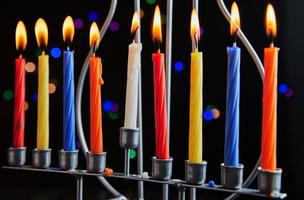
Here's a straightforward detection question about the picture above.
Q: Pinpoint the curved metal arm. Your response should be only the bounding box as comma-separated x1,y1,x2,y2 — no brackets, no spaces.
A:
216,0,263,199
75,0,124,198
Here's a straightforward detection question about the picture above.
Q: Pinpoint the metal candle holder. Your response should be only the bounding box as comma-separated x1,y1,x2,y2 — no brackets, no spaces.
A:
185,160,207,185
221,163,244,189
258,167,282,196
152,157,173,180
7,147,26,166
86,151,107,173
120,127,139,176
59,149,79,170
32,148,52,168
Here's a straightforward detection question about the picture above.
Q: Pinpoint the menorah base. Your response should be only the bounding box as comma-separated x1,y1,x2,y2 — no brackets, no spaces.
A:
152,157,173,180
185,160,207,185
32,149,51,169
221,163,243,189
59,149,78,170
86,152,107,173
258,167,282,196
7,147,26,166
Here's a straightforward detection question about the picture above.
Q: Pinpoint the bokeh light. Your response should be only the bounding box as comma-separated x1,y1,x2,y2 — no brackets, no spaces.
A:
174,61,184,72
87,11,99,22
25,62,36,73
140,9,144,18
103,100,113,112
211,108,220,119
74,18,84,29
279,83,288,94
161,15,166,25
32,93,38,103
130,149,136,159
200,27,204,37
35,49,42,57
3,90,13,101
285,88,294,98
146,0,156,5
109,21,120,32
203,109,213,121
112,103,120,112
50,47,62,59
24,101,29,111
49,83,57,94
109,112,119,120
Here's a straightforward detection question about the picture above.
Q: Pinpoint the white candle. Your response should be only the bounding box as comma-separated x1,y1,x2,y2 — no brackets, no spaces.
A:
124,41,142,129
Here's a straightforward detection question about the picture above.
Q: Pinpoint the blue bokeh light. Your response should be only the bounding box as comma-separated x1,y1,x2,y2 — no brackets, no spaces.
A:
88,11,99,22
279,83,288,94
50,47,62,59
174,61,184,72
32,93,38,103
103,100,113,112
203,109,213,121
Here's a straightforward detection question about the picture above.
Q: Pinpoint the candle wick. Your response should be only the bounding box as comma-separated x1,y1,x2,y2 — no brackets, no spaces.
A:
19,54,22,59
132,26,139,42
42,50,45,55
233,42,237,47
270,42,274,48
67,46,70,51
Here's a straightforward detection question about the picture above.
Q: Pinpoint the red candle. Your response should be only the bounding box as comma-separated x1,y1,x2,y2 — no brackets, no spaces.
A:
152,5,169,159
89,22,104,153
13,21,27,148
261,4,279,171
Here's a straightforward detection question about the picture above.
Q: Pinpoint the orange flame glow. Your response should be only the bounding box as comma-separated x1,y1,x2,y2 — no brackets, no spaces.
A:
35,18,48,48
152,5,162,44
230,2,241,36
63,16,75,44
15,21,27,51
266,4,277,38
89,22,100,48
131,12,140,35
190,9,200,42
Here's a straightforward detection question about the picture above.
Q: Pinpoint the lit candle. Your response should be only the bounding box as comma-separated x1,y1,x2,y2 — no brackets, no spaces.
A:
13,21,27,148
62,16,76,151
261,4,279,171
124,12,142,129
224,2,241,167
89,22,104,153
152,5,169,160
188,10,203,163
35,18,49,150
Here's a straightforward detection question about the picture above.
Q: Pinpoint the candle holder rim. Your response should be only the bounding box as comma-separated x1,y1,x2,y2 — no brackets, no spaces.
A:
120,127,140,131
221,163,244,169
8,146,27,150
258,167,282,173
185,160,207,165
87,151,107,155
33,148,52,152
59,149,79,153
152,156,173,161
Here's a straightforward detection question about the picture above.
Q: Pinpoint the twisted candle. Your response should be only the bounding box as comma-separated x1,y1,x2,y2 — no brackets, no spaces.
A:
224,46,240,166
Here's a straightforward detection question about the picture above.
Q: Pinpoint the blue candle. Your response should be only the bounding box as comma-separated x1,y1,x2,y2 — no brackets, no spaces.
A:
63,50,76,151
224,44,240,166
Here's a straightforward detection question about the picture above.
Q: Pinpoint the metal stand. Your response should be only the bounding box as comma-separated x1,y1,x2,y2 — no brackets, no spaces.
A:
59,149,79,170
32,149,51,168
258,167,282,196
75,175,83,200
185,160,207,185
221,163,244,189
152,157,173,180
7,147,26,166
86,152,107,173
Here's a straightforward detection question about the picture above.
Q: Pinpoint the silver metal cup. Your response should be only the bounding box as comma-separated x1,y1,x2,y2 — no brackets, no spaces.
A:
151,156,173,180
119,127,140,149
59,149,78,170
86,151,107,173
258,167,282,196
7,147,26,166
185,160,207,184
221,163,244,189
32,148,51,168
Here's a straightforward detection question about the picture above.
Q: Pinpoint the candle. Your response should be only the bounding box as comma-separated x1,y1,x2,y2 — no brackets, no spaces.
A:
224,2,241,167
89,22,104,153
13,21,27,148
188,10,203,163
152,5,169,159
124,12,142,129
62,16,76,151
261,4,279,171
35,18,49,150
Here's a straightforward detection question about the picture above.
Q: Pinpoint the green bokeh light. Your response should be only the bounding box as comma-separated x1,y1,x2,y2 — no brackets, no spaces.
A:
130,149,136,159
161,15,166,25
109,112,119,120
35,48,43,57
146,0,156,5
3,90,13,101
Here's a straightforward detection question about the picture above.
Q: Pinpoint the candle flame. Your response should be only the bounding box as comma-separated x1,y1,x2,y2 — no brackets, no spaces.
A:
152,5,162,44
230,2,241,36
190,9,200,42
131,12,140,35
15,21,27,51
63,16,75,44
266,4,277,38
89,22,100,48
35,18,48,48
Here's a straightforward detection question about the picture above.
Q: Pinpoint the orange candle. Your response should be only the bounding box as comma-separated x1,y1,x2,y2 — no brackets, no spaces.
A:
261,4,279,171
89,22,104,153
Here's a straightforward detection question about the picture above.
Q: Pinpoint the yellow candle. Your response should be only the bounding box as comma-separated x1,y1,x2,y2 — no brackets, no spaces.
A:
189,10,203,163
35,18,49,150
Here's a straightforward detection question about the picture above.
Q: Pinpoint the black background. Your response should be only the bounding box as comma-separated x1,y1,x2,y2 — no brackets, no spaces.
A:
0,0,303,199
